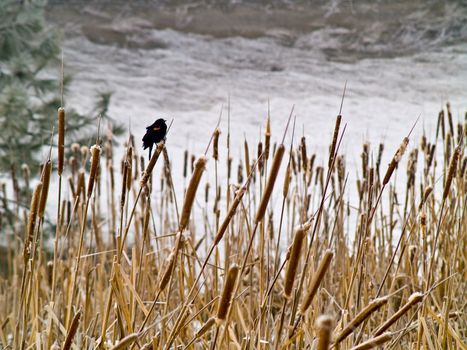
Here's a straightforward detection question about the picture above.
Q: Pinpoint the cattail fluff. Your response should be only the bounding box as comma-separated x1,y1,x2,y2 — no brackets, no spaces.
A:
316,315,334,350
87,145,101,198
140,142,165,187
57,107,65,176
38,160,52,218
283,224,308,298
300,250,333,314
213,128,220,161
255,144,285,223
179,156,207,231
443,145,461,200
216,264,240,322
62,310,81,350
383,137,409,186
334,296,388,345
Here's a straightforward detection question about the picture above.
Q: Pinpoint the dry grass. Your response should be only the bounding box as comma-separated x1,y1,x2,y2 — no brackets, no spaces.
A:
0,101,465,350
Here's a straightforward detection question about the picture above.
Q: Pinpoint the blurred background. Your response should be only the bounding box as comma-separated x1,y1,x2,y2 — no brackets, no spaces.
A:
1,0,466,187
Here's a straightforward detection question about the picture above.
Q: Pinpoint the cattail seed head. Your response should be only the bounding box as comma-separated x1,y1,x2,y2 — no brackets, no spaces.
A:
38,160,52,218
383,137,409,185
374,292,423,336
216,264,240,322
329,114,342,168
265,116,271,160
213,128,220,161
283,224,308,298
255,144,285,223
26,182,43,244
62,310,81,350
316,315,334,350
87,145,101,197
283,163,292,198
179,156,207,231
183,150,188,178
140,142,164,187
443,145,461,200
334,296,389,345
300,249,333,313
195,317,216,338
244,139,250,176
57,107,65,176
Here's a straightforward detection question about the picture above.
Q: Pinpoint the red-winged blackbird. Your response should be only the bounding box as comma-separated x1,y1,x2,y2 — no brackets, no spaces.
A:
142,118,167,160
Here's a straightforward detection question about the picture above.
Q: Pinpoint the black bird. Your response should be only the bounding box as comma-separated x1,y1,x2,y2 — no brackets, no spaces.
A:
142,118,167,160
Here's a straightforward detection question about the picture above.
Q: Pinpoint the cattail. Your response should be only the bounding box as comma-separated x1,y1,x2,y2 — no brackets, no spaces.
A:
283,163,291,198
446,102,454,135
383,137,409,186
80,146,89,166
300,250,333,314
87,145,101,198
58,107,65,176
461,156,467,177
213,128,220,161
196,317,216,338
244,139,250,176
26,182,43,244
216,264,240,322
214,186,247,245
283,224,308,298
349,333,392,350
419,186,432,209
110,333,139,350
61,310,81,350
237,161,243,184
329,114,342,167
140,143,164,187
179,156,207,231
374,292,423,336
334,297,388,345
159,250,176,292
316,315,334,350
420,210,426,227
191,154,196,173
300,136,308,173
76,169,86,202
71,143,80,154
183,150,188,178
38,160,52,218
257,141,264,173
255,144,285,223
265,116,271,160
443,145,461,200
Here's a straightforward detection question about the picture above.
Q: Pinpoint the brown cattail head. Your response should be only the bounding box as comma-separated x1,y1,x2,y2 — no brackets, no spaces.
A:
216,264,240,322
57,107,65,176
255,143,285,223
195,317,216,338
419,186,433,209
443,145,461,200
38,160,52,218
62,310,81,350
87,145,101,198
214,186,247,245
329,114,342,168
140,142,165,187
244,138,250,176
265,116,271,160
334,296,389,345
283,224,309,298
383,137,409,185
26,181,43,244
349,333,392,350
300,249,333,313
159,250,176,292
183,150,188,178
213,128,221,161
316,315,334,350
374,292,423,336
283,163,292,198
300,136,307,173
179,155,207,231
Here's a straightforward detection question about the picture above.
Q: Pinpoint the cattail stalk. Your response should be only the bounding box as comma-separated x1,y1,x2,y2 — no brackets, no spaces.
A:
110,333,139,350
349,333,392,350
